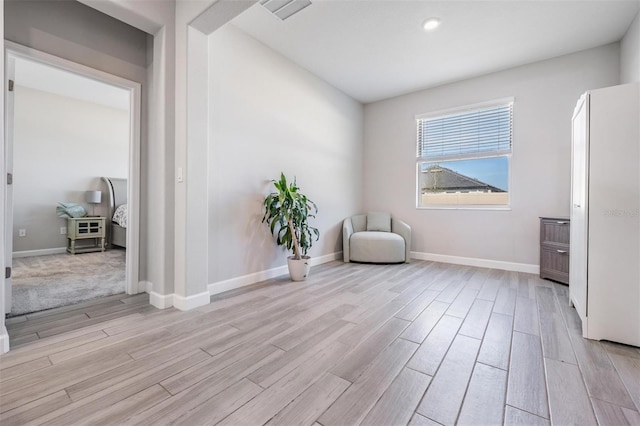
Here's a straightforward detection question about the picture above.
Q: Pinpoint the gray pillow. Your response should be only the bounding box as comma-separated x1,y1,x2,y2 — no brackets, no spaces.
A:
367,212,391,232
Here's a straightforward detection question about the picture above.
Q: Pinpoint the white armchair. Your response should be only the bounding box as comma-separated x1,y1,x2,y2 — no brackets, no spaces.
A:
343,212,411,264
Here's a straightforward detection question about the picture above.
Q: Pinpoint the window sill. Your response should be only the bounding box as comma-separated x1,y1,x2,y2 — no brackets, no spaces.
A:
416,206,512,211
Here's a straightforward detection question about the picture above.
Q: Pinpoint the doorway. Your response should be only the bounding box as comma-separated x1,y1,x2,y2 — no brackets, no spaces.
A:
4,42,141,316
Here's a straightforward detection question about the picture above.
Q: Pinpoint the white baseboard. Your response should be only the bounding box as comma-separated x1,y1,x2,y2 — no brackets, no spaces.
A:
411,251,539,274
208,251,342,296
149,291,173,309
1,326,10,354
139,280,152,294
12,247,67,258
173,291,210,311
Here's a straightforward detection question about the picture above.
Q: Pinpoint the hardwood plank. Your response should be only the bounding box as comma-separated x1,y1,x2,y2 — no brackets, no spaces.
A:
200,320,293,358
7,313,89,338
504,405,550,426
406,315,463,376
607,352,640,411
457,363,507,426
601,341,640,360
535,286,576,364
22,293,128,320
399,300,449,344
545,357,597,425
463,268,489,291
0,351,133,413
445,288,478,319
0,330,109,370
79,384,170,426
506,331,549,419
267,373,350,426
569,336,636,409
493,286,517,316
0,357,51,383
160,342,284,395
130,378,262,426
217,339,349,426
391,279,433,305
338,301,405,347
246,319,352,388
394,290,439,321
317,338,418,426
477,278,501,301
126,321,240,360
119,293,150,305
360,368,431,426
0,390,71,426
408,414,441,426
49,327,172,364
513,296,539,336
435,280,465,304
5,316,27,325
458,298,493,340
37,305,157,339
169,379,263,426
416,334,481,425
330,317,409,382
7,333,39,348
230,304,305,331
271,303,357,351
591,398,640,426
102,309,201,337
26,350,211,425
477,313,512,371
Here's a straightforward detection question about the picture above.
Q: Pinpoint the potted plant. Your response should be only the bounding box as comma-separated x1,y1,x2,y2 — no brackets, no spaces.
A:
262,172,319,281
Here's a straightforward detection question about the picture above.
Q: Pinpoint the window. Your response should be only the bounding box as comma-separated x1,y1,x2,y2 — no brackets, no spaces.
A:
416,99,513,208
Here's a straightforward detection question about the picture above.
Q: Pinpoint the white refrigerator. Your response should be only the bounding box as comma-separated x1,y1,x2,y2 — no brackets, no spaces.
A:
570,82,640,347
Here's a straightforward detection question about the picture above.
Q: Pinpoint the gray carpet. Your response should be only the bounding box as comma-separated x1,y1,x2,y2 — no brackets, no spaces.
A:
10,250,126,316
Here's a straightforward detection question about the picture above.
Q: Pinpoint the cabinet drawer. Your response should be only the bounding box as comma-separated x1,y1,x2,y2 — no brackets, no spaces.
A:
540,245,570,284
540,219,570,246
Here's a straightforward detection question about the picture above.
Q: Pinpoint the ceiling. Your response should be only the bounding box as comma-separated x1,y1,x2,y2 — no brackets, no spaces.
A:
14,57,130,110
231,0,640,103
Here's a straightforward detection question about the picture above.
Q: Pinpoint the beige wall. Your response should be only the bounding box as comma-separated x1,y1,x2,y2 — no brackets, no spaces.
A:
363,44,620,269
621,11,640,84
207,25,364,285
12,86,128,254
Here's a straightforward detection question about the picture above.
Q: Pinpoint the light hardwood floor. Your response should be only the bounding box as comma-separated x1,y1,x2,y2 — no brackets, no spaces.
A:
1,260,639,425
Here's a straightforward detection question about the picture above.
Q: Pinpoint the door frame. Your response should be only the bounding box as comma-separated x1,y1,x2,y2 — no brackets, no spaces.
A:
4,41,141,303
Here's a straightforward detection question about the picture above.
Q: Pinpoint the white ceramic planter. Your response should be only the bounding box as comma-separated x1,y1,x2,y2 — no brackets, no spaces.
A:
287,256,311,281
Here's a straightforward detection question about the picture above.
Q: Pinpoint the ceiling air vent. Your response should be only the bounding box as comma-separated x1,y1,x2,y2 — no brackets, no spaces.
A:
260,0,312,20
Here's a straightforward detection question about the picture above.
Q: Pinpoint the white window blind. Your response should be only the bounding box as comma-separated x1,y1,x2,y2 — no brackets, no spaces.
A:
417,102,513,161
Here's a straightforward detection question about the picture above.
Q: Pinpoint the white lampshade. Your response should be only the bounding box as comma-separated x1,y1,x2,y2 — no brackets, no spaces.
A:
85,190,102,204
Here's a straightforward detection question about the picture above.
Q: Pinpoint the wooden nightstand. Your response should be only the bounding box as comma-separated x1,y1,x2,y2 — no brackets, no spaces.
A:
67,217,106,254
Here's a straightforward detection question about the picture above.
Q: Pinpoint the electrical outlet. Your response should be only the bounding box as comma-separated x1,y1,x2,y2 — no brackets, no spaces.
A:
60,227,67,235
18,229,26,237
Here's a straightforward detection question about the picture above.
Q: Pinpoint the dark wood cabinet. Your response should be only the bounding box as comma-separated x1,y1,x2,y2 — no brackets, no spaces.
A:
539,217,570,284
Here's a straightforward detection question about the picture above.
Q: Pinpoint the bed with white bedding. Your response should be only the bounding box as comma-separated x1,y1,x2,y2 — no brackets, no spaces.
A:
101,177,127,248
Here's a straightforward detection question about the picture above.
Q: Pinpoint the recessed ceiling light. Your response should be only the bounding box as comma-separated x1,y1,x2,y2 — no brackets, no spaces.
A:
423,17,441,31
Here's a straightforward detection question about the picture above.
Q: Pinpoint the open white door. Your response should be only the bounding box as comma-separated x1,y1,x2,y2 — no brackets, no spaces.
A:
4,53,15,314
569,92,589,327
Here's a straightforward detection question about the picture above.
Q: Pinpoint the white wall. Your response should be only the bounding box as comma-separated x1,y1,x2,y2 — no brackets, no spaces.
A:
621,11,640,84
12,86,128,253
207,25,363,287
363,44,620,270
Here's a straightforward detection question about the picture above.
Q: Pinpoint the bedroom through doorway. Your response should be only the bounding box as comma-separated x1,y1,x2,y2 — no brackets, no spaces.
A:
4,44,141,317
